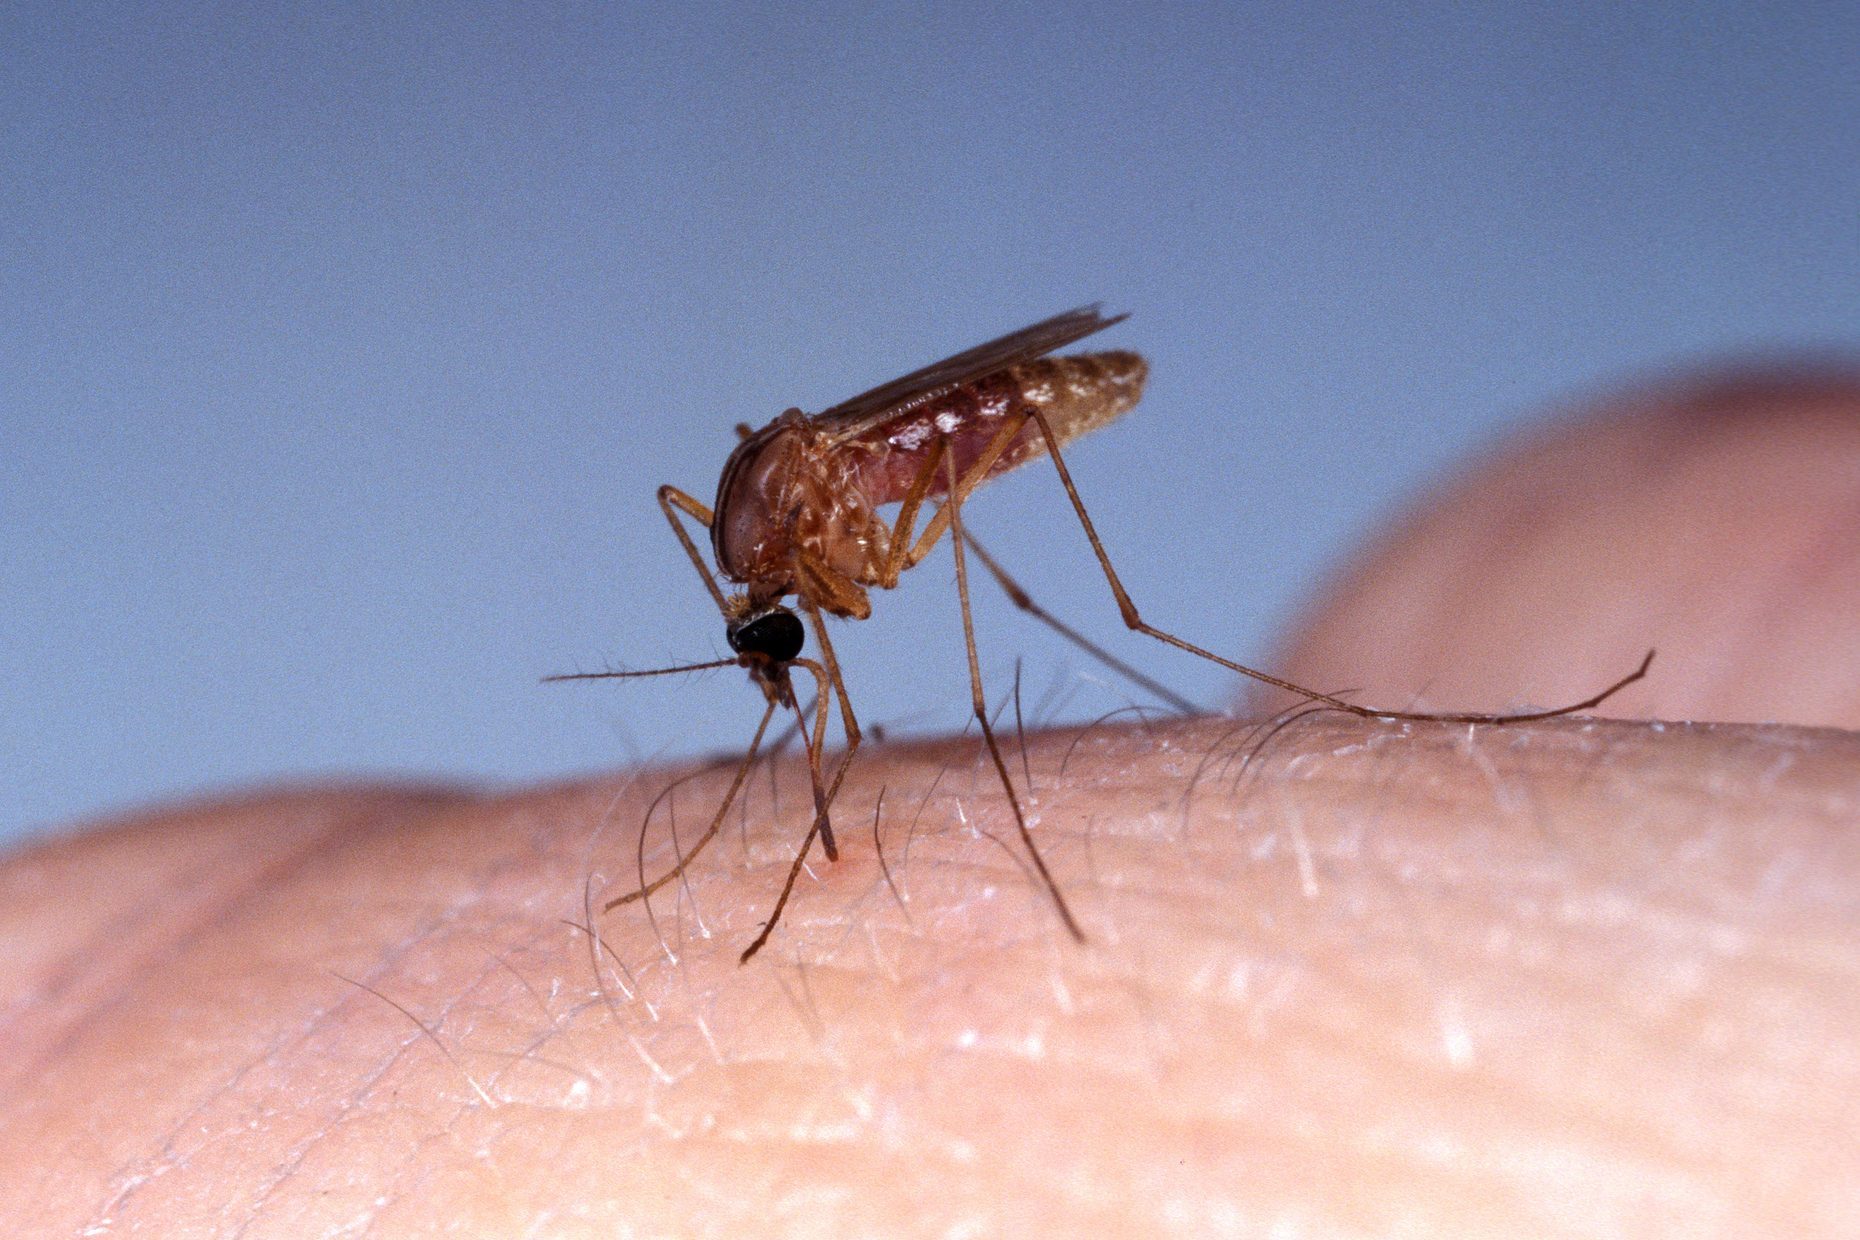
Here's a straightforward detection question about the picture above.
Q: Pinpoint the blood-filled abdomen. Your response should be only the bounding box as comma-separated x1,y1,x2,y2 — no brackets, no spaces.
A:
846,351,1146,506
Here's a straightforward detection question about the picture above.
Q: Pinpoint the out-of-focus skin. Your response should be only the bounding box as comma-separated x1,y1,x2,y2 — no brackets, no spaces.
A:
1274,367,1860,729
3,369,1859,1237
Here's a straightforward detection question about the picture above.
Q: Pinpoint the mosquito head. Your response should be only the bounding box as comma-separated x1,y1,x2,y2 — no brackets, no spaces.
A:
726,603,805,665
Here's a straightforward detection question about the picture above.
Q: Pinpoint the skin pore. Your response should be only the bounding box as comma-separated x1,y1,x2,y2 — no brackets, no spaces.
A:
3,370,1858,1236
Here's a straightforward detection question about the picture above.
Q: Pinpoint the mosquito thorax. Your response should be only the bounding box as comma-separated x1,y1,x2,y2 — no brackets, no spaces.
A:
727,606,805,663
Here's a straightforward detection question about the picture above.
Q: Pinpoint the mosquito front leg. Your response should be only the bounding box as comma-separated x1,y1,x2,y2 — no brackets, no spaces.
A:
942,443,1086,943
1020,408,1653,723
739,809,824,963
658,484,730,615
740,657,837,962
804,605,864,823
791,656,839,861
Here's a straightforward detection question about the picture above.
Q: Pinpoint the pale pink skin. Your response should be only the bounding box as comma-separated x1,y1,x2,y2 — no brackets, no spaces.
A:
1275,368,1860,729
3,368,1858,1236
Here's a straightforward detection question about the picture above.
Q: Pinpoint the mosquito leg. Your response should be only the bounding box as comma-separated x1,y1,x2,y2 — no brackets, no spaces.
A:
725,597,864,865
959,529,1198,714
739,813,824,963
789,658,840,861
1020,407,1653,724
738,658,838,962
876,438,947,589
941,444,1087,943
879,412,1196,714
605,699,778,912
900,412,1033,572
658,484,730,615
803,605,864,833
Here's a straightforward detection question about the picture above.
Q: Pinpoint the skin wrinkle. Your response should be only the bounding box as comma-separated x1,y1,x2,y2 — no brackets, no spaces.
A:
86,797,663,1234
244,930,625,1237
3,794,466,1222
1281,372,1860,728
228,1040,472,1240
91,905,491,1231
10,728,1860,1234
445,937,598,1104
0,790,441,1085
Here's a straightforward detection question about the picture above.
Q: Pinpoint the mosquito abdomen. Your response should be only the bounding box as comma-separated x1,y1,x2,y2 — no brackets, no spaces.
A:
853,351,1147,505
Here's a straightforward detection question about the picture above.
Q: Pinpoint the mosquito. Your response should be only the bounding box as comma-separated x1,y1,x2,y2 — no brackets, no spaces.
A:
550,305,1652,961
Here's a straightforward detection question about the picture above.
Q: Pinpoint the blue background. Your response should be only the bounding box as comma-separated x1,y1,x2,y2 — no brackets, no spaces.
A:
4,3,1856,844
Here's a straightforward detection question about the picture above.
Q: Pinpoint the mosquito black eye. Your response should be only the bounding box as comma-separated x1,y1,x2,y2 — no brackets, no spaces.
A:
728,609,805,662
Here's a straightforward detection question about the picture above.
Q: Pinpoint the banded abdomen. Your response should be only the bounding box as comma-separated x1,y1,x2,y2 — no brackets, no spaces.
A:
844,351,1147,506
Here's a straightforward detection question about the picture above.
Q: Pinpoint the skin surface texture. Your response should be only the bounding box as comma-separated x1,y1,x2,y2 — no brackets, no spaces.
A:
3,368,1858,1237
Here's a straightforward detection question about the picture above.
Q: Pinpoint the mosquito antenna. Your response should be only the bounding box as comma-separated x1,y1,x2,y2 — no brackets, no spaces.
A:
544,657,742,684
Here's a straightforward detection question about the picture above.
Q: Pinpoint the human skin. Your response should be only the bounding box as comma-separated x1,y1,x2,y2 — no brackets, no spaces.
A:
3,371,1859,1237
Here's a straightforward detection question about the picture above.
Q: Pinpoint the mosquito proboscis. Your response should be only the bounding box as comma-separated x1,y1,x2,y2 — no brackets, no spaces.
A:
550,305,1652,961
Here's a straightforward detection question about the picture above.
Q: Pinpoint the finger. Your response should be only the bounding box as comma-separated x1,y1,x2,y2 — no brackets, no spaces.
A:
6,713,1856,1234
1272,366,1860,727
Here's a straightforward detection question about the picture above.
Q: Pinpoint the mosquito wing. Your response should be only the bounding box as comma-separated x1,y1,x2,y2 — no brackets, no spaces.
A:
815,303,1127,445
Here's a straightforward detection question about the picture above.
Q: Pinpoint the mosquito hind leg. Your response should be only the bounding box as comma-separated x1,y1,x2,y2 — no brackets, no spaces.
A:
1020,407,1652,724
959,530,1196,714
